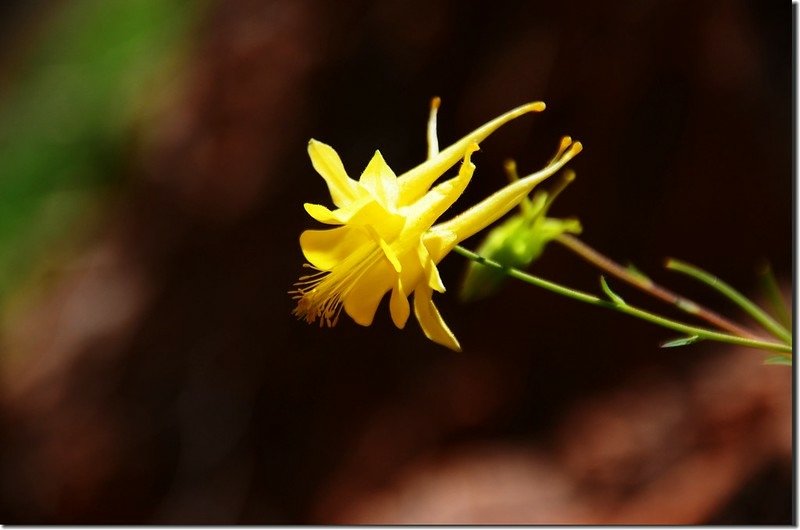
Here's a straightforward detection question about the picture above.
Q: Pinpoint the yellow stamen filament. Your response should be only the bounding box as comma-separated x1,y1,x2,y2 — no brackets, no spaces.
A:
292,242,386,327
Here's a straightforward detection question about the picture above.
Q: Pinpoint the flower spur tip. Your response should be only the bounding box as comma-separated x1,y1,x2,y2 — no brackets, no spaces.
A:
430,96,441,109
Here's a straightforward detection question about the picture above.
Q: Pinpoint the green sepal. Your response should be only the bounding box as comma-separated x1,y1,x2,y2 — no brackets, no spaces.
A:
660,335,702,348
459,213,581,302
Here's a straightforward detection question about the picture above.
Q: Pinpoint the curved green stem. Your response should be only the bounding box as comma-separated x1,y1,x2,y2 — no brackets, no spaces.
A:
453,245,792,356
666,259,792,345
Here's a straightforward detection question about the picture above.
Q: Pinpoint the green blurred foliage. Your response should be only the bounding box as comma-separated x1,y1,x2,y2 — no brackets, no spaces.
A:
0,0,202,300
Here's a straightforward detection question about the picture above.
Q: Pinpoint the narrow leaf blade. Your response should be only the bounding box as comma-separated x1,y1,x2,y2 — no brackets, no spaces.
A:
600,276,625,305
660,335,702,348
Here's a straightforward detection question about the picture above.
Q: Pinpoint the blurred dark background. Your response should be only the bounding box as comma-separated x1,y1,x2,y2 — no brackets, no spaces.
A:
0,0,792,524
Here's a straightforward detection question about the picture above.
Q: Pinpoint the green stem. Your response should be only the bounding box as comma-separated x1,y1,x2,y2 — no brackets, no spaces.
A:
666,259,792,345
453,245,792,356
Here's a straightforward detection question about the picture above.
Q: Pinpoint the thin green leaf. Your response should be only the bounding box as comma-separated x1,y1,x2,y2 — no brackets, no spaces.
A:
660,335,702,348
600,276,626,305
757,262,791,329
666,258,792,345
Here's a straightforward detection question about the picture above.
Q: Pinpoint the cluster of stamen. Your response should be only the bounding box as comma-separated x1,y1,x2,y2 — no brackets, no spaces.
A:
291,265,338,326
291,244,385,327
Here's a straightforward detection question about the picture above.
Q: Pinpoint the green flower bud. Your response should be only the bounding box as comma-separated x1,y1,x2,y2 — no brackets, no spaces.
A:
459,167,582,302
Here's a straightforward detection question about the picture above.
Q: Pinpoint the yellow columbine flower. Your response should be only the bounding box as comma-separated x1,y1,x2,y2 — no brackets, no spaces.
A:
292,98,581,351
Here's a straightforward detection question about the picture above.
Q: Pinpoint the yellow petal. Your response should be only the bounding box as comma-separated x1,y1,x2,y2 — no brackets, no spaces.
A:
413,284,461,351
379,239,402,273
300,225,369,271
396,102,545,205
365,225,402,273
416,241,445,293
308,139,361,208
432,141,582,250
402,143,478,234
359,150,398,209
342,259,394,326
427,261,445,293
422,229,458,264
389,277,410,328
347,200,406,241
304,203,346,224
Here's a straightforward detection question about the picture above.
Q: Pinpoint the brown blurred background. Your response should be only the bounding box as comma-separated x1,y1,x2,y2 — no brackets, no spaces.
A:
0,0,792,524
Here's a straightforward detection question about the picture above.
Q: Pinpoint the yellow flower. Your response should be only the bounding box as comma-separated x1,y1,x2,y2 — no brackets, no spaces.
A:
293,99,581,351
